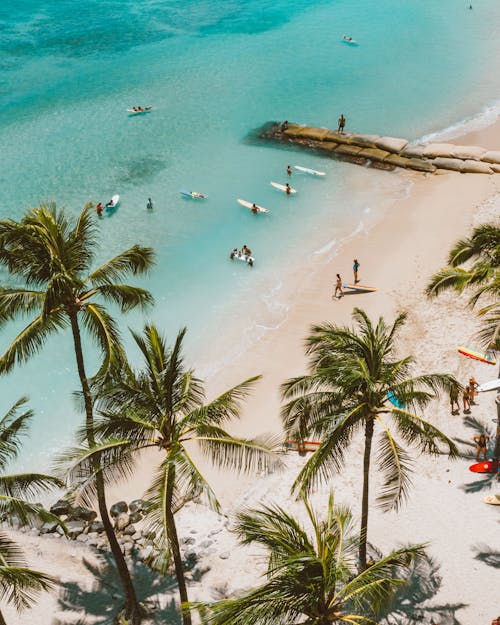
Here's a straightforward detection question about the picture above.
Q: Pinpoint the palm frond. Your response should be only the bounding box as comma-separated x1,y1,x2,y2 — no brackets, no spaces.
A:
87,246,156,285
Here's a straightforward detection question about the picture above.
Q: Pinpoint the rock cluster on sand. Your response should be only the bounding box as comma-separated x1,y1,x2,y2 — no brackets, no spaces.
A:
259,122,500,174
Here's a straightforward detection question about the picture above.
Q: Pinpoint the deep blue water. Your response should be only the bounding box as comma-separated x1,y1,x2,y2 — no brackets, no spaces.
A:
1,0,500,468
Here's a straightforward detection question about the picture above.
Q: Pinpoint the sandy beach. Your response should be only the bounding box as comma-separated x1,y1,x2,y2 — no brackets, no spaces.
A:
6,125,500,624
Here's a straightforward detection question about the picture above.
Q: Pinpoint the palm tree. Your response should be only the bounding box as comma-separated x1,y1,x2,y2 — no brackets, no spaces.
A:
281,308,458,571
0,203,155,624
60,324,282,625
426,223,500,350
197,492,425,625
0,397,62,624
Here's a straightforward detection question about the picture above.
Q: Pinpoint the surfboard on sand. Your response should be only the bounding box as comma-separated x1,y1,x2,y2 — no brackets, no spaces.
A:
477,378,500,392
457,346,496,365
284,440,321,453
343,283,377,293
270,181,297,194
484,494,500,505
294,165,326,176
469,460,499,474
237,199,269,214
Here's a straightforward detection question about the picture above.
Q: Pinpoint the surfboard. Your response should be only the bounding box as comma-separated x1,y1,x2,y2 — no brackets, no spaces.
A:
284,440,321,452
387,391,405,409
477,378,500,392
294,165,326,176
457,346,497,366
230,250,255,266
237,199,269,214
127,107,153,114
270,181,297,194
484,494,500,505
180,189,207,199
343,284,377,293
105,194,120,211
469,460,499,474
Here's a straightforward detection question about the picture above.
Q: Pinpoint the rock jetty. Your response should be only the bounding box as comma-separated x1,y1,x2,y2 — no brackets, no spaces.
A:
258,122,500,174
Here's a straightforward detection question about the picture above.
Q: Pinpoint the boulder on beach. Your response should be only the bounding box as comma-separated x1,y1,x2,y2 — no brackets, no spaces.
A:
375,136,409,153
450,145,486,161
110,501,128,517
358,147,391,162
482,150,500,164
460,160,493,174
401,144,426,158
422,143,457,158
431,157,464,172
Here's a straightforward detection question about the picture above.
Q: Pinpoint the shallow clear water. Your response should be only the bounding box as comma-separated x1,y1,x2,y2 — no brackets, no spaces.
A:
1,0,500,468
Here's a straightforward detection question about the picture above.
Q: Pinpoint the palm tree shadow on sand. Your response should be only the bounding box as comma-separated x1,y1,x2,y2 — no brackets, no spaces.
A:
371,547,467,625
473,542,500,569
54,553,185,625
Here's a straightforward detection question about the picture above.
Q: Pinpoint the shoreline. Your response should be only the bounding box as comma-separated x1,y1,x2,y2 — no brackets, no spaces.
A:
8,117,500,623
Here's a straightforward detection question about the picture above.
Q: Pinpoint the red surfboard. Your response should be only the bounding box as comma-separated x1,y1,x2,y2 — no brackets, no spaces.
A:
284,440,321,453
469,460,499,474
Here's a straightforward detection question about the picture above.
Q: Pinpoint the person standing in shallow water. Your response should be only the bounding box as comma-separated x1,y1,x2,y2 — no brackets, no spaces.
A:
146,198,153,210
287,165,292,176
338,113,346,133
353,258,360,283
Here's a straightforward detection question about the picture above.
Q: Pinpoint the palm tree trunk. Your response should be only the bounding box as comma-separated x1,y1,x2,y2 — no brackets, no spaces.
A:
69,313,142,624
165,464,192,625
494,395,500,459
359,416,375,571
0,608,7,625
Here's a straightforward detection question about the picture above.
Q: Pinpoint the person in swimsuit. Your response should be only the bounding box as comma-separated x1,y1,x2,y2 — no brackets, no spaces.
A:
474,433,489,460
353,258,360,283
251,203,258,214
242,244,252,256
285,183,291,195
462,386,471,414
230,247,237,260
334,273,343,299
338,114,346,133
449,382,460,415
287,165,292,176
146,198,153,210
96,203,103,216
280,120,289,131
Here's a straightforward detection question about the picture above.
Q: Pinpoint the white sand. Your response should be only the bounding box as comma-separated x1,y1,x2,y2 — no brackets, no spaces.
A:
6,140,500,624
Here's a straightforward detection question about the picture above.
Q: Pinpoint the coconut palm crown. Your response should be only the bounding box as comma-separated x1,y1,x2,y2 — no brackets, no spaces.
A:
197,492,425,625
0,202,155,624
281,308,458,570
426,223,500,349
0,398,62,624
60,324,283,625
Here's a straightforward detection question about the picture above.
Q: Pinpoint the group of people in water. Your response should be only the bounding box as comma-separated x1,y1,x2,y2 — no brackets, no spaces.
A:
230,245,254,266
96,197,153,217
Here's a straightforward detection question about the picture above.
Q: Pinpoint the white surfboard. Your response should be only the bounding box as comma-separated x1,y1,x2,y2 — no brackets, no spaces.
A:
105,194,120,210
237,199,269,214
294,165,326,176
477,378,500,392
270,181,297,194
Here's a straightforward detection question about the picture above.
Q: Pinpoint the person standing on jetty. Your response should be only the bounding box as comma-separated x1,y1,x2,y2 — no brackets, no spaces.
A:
338,113,346,133
353,258,360,283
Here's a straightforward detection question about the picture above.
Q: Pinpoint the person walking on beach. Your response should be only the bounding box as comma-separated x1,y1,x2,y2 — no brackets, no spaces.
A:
449,382,460,415
338,114,346,133
468,376,478,404
333,273,343,299
287,165,292,176
462,385,471,414
474,433,489,460
353,258,360,283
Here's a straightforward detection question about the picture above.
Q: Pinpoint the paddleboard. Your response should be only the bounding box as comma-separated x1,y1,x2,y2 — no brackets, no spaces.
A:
284,440,322,452
484,494,500,505
477,378,500,392
237,199,269,214
127,106,153,114
294,165,326,176
105,194,120,211
180,189,207,199
469,460,499,474
270,181,297,194
343,283,377,293
342,36,358,45
457,346,496,365
387,391,405,409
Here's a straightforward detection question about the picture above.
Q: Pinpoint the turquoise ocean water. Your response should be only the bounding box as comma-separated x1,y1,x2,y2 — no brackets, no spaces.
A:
1,0,500,468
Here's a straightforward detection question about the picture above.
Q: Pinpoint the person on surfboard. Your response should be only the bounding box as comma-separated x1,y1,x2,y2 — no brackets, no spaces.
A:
285,183,291,195
251,203,258,214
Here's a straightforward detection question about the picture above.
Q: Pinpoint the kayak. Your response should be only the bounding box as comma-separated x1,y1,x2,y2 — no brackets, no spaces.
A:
105,194,120,211
180,189,207,199
127,107,153,114
237,199,269,214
